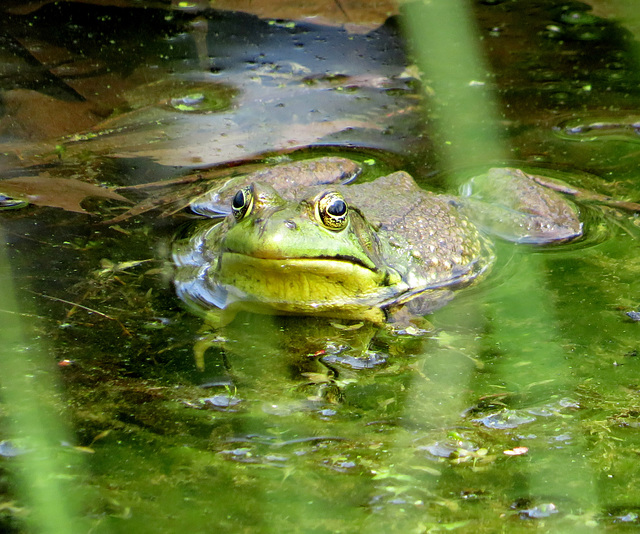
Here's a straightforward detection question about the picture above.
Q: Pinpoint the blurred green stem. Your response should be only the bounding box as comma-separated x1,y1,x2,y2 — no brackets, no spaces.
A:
398,1,600,528
402,0,507,176
0,229,83,534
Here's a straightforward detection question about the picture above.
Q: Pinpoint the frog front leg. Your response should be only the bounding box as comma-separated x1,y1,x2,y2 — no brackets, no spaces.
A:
458,167,583,244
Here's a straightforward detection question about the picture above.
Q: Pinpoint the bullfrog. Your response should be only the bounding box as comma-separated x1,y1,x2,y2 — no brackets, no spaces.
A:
172,157,582,325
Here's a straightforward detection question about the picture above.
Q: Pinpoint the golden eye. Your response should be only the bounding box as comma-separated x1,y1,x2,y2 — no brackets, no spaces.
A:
316,191,348,231
231,185,254,221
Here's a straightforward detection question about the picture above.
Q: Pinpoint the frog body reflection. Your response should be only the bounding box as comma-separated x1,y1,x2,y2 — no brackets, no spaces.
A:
172,157,582,324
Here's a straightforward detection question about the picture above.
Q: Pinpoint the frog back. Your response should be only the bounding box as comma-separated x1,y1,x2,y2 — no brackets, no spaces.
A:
342,172,494,294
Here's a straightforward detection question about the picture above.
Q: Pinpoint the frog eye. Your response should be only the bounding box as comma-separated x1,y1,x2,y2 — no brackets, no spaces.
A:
231,185,254,221
316,191,348,231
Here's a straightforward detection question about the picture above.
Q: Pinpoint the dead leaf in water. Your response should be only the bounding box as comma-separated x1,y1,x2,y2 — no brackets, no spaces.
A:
0,89,108,141
0,174,131,214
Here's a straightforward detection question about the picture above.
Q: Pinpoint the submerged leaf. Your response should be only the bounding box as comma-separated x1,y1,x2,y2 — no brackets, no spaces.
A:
0,174,131,214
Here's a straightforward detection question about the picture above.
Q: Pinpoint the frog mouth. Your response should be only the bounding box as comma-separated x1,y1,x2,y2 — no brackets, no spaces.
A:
221,249,379,273
216,252,397,303
219,252,379,279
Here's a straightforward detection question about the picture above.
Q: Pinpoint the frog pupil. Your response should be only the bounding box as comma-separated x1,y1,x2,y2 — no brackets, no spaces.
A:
328,199,346,217
232,190,245,210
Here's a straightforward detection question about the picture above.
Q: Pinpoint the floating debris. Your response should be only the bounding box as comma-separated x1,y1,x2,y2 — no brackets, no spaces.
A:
0,440,28,457
503,446,529,456
202,394,242,410
321,351,387,369
626,311,640,322
520,502,558,519
473,409,536,429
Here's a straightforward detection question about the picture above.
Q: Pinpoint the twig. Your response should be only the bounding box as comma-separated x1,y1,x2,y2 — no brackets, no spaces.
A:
31,292,132,336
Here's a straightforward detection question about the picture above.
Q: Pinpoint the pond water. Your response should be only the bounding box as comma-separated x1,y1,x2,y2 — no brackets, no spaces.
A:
2,1,640,533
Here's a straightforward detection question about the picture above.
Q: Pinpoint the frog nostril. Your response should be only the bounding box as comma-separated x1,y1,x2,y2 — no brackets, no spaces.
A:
284,219,297,230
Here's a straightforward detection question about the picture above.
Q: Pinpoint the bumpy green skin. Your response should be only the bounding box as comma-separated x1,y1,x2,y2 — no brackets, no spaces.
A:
172,158,581,323
340,172,491,303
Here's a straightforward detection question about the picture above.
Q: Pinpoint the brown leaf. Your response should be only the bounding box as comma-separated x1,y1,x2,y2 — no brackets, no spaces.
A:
3,1,402,31
0,174,132,214
0,89,107,141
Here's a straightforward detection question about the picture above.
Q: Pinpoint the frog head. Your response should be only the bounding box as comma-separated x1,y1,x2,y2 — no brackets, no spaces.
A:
205,182,406,322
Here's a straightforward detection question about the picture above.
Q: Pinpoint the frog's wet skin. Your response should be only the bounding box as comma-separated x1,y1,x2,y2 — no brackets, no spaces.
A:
172,157,582,324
